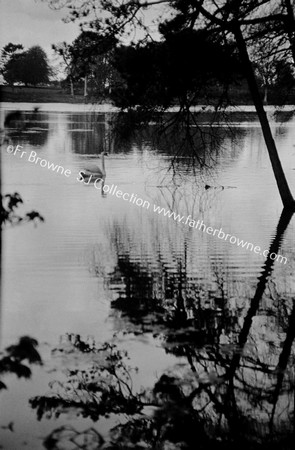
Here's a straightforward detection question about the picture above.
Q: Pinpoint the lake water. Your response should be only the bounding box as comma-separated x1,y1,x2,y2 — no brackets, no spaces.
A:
0,103,295,449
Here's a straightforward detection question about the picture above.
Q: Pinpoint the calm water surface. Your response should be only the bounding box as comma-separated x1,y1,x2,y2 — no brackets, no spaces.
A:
0,104,295,449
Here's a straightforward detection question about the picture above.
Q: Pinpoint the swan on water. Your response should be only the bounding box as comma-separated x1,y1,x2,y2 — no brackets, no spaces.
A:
80,151,108,183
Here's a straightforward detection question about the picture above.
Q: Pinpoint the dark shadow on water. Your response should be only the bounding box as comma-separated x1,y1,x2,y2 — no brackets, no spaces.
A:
2,109,50,147
111,110,248,176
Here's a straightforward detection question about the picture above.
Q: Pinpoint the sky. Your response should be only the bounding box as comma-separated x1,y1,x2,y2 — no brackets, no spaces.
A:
0,0,167,52
0,0,168,81
0,0,80,55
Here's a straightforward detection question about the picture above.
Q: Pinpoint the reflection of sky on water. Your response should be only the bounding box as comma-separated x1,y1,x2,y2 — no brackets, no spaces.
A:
1,106,295,338
0,104,295,448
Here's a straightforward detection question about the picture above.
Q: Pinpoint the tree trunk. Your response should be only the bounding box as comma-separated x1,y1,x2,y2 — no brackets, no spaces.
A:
234,24,295,210
263,85,268,105
70,77,75,98
84,76,88,97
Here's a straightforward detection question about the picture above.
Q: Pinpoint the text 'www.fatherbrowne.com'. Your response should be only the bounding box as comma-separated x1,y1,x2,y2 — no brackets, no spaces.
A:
153,204,287,265
6,145,287,264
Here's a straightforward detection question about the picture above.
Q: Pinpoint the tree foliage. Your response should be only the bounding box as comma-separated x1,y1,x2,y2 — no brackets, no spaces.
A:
46,0,295,106
52,32,118,97
111,30,241,108
0,42,23,76
2,44,51,85
52,41,76,95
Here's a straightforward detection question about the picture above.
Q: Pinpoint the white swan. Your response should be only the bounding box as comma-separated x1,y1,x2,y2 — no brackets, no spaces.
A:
81,151,108,182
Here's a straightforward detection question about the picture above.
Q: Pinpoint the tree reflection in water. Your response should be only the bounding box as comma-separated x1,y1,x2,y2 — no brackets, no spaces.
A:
3,109,50,148
0,336,42,391
28,209,295,449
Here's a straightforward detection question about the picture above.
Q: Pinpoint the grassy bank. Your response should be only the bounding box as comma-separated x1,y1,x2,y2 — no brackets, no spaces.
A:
1,84,295,106
0,85,89,103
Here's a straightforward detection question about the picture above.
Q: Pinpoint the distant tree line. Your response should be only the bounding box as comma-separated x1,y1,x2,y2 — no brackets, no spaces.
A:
44,0,295,107
2,11,294,103
50,27,295,105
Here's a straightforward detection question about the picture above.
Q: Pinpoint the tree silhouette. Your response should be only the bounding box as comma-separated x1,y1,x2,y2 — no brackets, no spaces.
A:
46,0,295,209
52,42,76,96
0,42,24,81
0,336,42,391
2,45,51,86
1,192,44,226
